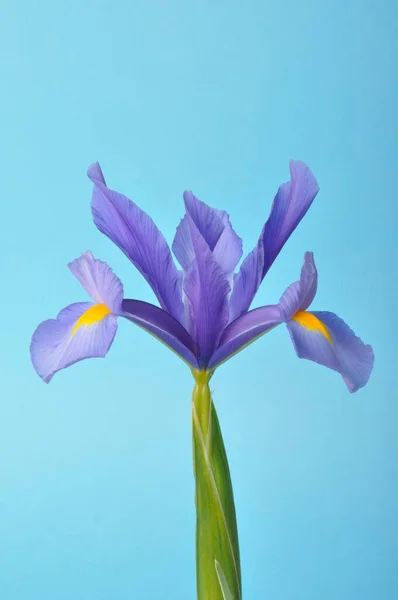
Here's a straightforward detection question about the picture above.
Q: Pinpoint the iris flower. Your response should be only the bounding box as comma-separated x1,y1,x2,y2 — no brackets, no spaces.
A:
30,161,373,600
31,161,373,390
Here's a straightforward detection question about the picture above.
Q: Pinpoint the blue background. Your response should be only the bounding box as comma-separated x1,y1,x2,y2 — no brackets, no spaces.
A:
0,1,396,598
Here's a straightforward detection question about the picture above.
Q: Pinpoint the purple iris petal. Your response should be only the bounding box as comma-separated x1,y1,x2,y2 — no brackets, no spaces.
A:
88,163,184,323
260,162,319,278
287,311,374,393
121,299,198,368
208,304,282,369
172,215,196,271
279,251,318,320
68,250,123,313
30,253,125,382
183,191,224,250
183,215,230,366
172,200,242,277
30,302,118,383
229,161,319,320
212,211,243,277
228,243,264,322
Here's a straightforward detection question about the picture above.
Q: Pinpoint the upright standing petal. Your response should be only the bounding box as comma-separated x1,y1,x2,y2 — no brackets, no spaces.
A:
228,242,264,322
172,199,242,278
212,212,243,278
88,163,184,322
183,191,225,250
183,215,230,367
229,161,319,320
172,215,196,271
260,161,319,278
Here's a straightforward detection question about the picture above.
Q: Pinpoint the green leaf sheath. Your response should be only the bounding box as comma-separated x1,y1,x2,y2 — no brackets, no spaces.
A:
215,561,234,600
192,371,242,600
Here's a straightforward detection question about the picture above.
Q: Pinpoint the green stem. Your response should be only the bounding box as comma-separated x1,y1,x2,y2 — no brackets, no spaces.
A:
192,370,242,600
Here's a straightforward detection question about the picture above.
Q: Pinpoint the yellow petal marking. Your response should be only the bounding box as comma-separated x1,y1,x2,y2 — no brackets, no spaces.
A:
292,310,332,343
70,303,111,337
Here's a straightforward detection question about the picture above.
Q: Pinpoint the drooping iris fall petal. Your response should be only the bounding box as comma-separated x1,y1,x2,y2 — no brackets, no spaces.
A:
88,163,184,323
31,251,199,382
287,312,374,392
229,161,319,321
31,302,118,383
280,252,374,392
30,251,123,382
